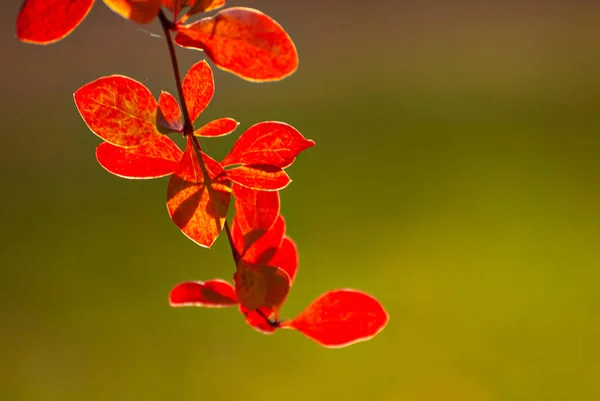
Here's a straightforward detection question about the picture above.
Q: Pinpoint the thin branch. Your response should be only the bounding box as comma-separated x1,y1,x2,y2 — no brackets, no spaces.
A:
158,11,194,137
223,219,240,264
158,10,275,328
255,308,281,329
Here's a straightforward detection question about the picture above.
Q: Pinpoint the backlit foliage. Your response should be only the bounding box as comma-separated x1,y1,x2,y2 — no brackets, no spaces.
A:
18,0,388,348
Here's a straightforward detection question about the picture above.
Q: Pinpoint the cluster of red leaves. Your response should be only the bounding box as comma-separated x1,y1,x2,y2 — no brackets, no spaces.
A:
17,0,297,81
74,60,313,248
171,215,389,347
18,0,389,348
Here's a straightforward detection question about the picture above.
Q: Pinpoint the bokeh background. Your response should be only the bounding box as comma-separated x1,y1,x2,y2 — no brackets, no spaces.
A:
2,1,600,400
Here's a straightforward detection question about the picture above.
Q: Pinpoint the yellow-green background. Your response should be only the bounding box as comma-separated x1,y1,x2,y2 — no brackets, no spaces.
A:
2,1,599,400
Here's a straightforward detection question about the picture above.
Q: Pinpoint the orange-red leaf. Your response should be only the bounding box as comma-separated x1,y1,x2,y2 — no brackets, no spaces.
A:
182,60,214,123
194,118,238,137
175,7,298,82
158,91,183,132
17,0,94,44
169,280,238,307
166,137,231,248
237,215,285,263
96,135,183,179
74,75,161,147
226,165,290,191
232,211,297,282
234,260,290,311
103,0,161,24
236,236,297,334
270,237,298,283
222,122,314,168
237,235,297,333
282,290,389,348
232,184,280,245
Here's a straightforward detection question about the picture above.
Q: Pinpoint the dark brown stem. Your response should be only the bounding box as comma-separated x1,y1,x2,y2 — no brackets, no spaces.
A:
223,220,240,265
158,10,194,137
255,309,281,328
158,9,275,328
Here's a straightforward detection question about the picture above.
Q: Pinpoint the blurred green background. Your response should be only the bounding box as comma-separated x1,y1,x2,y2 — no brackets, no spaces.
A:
2,1,600,400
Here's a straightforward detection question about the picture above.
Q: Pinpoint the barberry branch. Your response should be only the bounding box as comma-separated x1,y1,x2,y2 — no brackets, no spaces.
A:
158,9,275,327
19,0,388,349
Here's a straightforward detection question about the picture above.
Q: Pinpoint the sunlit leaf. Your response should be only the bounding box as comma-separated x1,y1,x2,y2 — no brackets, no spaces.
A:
234,260,290,311
194,118,238,137
182,60,214,123
237,235,297,333
234,215,285,263
169,280,238,307
222,122,314,168
232,184,279,245
175,7,298,82
96,135,183,179
166,137,231,248
17,0,95,44
158,91,183,132
282,290,389,348
74,75,161,147
226,165,290,191
243,214,285,264
103,0,161,24
270,237,298,283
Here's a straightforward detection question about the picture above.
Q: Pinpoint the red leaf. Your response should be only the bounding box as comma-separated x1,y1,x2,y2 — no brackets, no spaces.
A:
232,184,280,245
222,122,314,168
226,165,290,191
96,135,183,179
17,0,94,44
235,235,297,333
238,215,285,264
74,75,161,147
158,91,183,132
169,280,238,307
282,290,389,348
103,0,161,24
194,118,238,137
182,60,214,123
270,237,298,283
175,7,299,82
239,305,277,334
234,260,290,311
232,208,297,282
166,137,231,248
